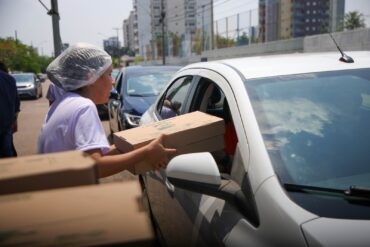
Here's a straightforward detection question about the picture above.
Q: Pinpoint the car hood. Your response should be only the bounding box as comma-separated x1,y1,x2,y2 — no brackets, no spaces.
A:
16,82,33,86
123,95,157,115
301,217,370,246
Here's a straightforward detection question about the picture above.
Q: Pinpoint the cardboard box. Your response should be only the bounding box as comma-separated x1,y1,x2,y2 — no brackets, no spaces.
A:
114,111,225,174
0,150,98,195
0,181,155,246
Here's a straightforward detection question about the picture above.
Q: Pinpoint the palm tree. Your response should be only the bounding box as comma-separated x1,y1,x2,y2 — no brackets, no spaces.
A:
344,11,366,30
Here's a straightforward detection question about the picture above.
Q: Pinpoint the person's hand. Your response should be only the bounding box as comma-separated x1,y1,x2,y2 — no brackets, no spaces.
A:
146,134,177,170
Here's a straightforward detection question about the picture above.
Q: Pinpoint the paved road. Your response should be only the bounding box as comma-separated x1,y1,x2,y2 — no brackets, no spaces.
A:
13,80,135,183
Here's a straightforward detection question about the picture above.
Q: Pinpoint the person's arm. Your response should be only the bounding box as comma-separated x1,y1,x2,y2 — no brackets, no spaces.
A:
85,135,177,178
12,76,20,133
11,112,19,133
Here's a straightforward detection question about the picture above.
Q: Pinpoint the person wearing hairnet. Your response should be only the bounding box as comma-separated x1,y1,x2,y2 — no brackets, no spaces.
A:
38,43,176,177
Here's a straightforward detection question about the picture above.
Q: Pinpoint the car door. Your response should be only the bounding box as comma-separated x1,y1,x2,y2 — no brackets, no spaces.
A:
108,71,123,133
144,75,208,246
146,68,256,246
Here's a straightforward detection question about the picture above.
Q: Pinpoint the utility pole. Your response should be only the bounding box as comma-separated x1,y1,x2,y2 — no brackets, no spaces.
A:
14,30,18,43
160,0,166,65
201,4,205,52
237,13,240,43
113,27,120,59
50,0,62,56
210,0,214,50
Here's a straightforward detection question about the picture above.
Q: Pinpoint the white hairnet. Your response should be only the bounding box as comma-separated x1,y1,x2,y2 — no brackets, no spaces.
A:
46,43,112,91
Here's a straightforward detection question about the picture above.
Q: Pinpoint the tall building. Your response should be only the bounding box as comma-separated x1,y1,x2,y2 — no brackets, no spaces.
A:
259,0,345,42
330,0,345,32
136,0,152,59
103,37,120,49
123,10,139,54
196,0,213,51
125,0,214,58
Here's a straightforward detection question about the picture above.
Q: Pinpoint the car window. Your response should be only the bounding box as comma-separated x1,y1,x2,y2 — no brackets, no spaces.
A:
12,74,34,84
115,72,123,93
158,76,193,119
190,77,225,116
246,68,370,190
126,72,174,97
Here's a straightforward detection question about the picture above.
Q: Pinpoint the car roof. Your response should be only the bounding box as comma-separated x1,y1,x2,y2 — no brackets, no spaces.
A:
183,51,370,79
121,65,182,72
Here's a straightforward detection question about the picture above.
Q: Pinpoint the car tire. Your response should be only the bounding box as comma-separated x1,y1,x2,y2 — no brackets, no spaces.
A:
33,89,38,100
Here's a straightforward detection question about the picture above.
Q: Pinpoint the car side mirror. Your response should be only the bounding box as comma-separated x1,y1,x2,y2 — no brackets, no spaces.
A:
110,88,120,100
166,152,256,221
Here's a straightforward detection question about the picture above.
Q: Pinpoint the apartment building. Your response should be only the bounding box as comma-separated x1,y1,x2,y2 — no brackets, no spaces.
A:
259,0,345,42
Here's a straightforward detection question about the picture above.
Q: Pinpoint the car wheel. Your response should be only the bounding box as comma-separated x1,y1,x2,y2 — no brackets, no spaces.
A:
33,89,38,100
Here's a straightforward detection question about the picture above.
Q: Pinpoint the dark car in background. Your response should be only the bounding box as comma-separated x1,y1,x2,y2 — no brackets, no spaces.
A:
108,65,180,134
12,72,43,99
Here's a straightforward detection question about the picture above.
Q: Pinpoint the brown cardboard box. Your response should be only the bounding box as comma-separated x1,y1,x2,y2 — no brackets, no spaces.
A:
0,150,98,195
114,111,225,174
0,181,155,246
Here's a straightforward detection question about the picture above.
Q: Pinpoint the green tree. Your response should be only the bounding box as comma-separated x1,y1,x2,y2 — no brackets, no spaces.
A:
236,32,249,46
169,32,181,57
0,37,52,73
344,11,366,30
215,34,236,49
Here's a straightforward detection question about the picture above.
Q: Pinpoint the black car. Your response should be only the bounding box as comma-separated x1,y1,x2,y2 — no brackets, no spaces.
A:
108,65,180,134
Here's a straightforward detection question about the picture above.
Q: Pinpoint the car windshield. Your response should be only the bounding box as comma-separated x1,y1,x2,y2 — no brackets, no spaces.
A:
125,70,176,97
246,68,370,191
12,74,33,83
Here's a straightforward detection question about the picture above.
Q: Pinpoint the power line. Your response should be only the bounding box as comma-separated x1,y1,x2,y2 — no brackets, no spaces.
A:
38,0,49,12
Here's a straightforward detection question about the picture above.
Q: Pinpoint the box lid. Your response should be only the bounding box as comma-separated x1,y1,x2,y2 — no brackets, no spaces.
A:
0,151,95,180
114,111,225,152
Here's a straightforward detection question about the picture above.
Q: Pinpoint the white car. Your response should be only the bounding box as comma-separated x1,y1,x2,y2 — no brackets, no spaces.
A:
140,51,370,247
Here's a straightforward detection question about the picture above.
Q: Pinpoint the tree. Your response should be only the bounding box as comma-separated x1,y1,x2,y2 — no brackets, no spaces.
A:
215,34,236,49
236,32,249,46
344,11,366,30
169,33,181,57
0,37,52,73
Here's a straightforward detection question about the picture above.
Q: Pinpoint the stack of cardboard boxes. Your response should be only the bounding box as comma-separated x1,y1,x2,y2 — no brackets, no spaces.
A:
0,151,155,246
0,111,225,246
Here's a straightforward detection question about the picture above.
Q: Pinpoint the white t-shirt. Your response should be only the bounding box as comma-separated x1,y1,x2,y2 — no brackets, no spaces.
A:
38,92,110,154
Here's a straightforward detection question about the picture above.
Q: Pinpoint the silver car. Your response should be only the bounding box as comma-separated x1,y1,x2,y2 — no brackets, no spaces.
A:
140,51,370,246
12,73,43,99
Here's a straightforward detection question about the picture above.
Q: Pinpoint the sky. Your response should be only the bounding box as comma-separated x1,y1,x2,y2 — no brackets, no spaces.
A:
0,0,369,57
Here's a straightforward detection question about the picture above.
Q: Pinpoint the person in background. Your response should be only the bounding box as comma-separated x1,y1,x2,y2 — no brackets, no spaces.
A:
0,61,20,158
160,99,181,119
38,43,177,177
46,81,65,106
